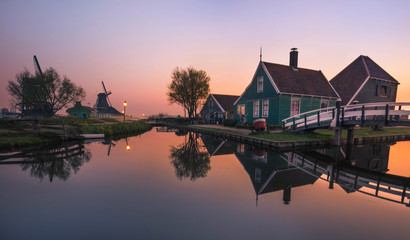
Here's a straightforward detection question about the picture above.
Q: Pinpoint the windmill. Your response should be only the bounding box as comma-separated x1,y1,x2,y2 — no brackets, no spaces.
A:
93,81,122,115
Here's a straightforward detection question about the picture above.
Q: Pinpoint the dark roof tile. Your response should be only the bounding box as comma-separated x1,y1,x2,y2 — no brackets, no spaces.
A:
212,94,239,112
330,56,398,105
262,62,339,98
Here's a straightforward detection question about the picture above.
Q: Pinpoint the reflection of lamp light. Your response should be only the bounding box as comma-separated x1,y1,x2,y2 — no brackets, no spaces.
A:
123,101,127,123
125,138,130,151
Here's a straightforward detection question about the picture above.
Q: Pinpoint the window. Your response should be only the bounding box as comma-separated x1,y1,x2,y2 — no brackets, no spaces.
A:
290,98,300,116
257,76,263,93
262,99,269,117
255,168,261,183
237,105,241,115
237,144,245,153
239,105,245,115
377,85,388,97
320,99,329,112
253,100,260,117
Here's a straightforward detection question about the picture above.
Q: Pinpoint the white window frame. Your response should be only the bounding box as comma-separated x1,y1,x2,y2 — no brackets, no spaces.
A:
290,97,300,117
257,76,263,93
253,100,260,117
262,99,269,117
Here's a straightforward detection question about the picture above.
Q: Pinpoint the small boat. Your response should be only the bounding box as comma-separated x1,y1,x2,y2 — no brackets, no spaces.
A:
253,118,266,131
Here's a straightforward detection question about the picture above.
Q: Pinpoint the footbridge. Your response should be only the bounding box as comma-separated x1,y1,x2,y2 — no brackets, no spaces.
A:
281,151,410,207
282,102,410,133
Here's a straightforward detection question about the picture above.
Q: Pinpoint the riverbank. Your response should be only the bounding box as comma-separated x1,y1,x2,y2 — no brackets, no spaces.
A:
0,118,152,150
169,124,410,150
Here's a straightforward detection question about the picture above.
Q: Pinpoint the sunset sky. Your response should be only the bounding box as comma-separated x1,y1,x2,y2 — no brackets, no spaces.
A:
1,0,410,117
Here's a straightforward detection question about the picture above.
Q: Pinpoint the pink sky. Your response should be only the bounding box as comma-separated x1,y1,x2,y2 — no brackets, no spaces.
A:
1,0,410,117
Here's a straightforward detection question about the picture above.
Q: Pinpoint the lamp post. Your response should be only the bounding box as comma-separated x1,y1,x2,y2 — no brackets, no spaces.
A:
123,101,127,123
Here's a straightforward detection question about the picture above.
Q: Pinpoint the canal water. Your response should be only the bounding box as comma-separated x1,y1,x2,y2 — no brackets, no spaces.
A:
1,128,409,240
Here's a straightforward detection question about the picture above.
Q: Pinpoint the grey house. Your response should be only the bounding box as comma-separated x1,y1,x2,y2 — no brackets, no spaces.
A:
200,94,239,124
330,55,399,105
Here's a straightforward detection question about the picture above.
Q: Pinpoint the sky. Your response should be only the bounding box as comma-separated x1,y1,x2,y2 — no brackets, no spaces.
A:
1,0,410,117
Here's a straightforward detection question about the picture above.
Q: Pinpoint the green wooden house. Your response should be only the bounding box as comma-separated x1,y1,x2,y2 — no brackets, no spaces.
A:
66,101,96,119
234,49,339,125
330,55,399,105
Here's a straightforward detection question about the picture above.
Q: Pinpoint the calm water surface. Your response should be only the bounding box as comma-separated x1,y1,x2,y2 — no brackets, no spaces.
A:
1,128,410,240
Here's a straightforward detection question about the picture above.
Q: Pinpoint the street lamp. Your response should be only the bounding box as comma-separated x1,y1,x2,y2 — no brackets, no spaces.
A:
123,101,127,123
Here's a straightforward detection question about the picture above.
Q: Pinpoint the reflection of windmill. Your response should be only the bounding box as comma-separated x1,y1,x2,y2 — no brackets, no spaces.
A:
102,140,116,156
93,81,122,115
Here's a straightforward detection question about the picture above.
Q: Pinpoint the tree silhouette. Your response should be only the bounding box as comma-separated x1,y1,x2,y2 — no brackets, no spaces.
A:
170,132,211,181
8,68,85,117
167,67,210,120
20,143,91,182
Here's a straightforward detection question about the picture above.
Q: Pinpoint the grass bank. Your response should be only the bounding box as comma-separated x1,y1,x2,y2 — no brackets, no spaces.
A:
244,127,410,142
0,135,61,150
0,118,152,150
81,121,152,139
186,124,410,142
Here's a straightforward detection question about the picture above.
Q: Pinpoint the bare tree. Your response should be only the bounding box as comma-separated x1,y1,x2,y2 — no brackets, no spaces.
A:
167,67,210,120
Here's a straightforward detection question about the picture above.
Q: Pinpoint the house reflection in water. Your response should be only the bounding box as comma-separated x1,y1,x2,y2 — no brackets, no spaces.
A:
232,142,320,205
183,134,408,206
200,134,234,157
284,142,410,206
174,134,410,206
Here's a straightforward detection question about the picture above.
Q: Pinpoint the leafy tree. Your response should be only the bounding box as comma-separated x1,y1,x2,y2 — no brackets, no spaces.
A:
167,67,210,119
8,68,85,117
170,132,211,181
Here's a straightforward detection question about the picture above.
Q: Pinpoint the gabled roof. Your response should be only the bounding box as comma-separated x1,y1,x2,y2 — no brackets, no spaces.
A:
330,55,399,105
211,94,239,112
262,61,339,98
259,168,318,195
66,101,97,113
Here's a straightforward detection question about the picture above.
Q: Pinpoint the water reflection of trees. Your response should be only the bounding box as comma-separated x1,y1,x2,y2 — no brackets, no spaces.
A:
170,132,211,181
18,143,91,182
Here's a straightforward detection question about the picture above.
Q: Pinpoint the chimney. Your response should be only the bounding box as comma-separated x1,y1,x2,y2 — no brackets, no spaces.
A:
289,48,298,68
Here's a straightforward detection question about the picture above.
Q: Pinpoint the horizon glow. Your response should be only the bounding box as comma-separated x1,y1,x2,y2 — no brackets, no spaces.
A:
1,0,410,116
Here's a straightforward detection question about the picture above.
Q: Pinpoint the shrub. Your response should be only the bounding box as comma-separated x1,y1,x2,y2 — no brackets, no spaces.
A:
223,119,237,127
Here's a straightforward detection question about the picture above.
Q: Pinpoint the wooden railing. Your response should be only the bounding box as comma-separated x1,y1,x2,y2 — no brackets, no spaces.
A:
282,102,410,132
281,152,410,207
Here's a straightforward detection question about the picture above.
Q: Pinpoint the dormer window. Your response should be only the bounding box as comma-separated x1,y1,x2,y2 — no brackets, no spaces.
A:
257,76,263,93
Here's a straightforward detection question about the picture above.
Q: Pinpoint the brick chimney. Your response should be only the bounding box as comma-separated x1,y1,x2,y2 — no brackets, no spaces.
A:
289,48,298,68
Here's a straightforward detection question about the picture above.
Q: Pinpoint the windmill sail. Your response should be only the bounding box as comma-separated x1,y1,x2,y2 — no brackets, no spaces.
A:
33,55,43,75
93,81,122,116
